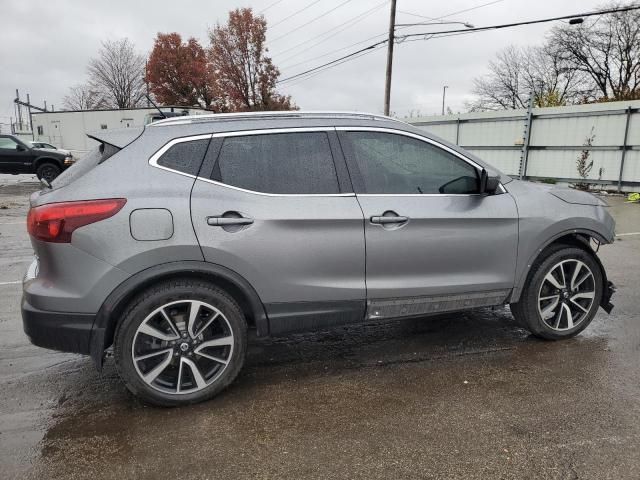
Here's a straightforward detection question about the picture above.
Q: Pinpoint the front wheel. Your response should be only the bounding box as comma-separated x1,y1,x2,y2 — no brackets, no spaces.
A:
36,162,61,183
114,279,247,406
511,246,603,340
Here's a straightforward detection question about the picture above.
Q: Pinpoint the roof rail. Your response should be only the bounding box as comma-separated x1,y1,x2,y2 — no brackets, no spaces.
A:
149,110,406,127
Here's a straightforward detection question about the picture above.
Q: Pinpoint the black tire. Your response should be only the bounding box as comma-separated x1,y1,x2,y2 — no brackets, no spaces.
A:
510,245,603,340
114,279,247,407
36,162,61,182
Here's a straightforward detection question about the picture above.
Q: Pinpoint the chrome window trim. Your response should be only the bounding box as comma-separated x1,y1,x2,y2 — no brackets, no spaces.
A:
148,127,503,198
148,128,354,197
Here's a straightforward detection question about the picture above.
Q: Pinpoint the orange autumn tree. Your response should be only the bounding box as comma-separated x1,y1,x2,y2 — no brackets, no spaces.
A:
146,33,218,109
209,8,296,111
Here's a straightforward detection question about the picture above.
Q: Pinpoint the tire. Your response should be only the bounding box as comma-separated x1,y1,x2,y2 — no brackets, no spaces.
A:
510,245,603,340
36,162,61,183
114,279,247,407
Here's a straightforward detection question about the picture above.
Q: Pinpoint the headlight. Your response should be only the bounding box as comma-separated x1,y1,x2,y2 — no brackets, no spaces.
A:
64,155,75,165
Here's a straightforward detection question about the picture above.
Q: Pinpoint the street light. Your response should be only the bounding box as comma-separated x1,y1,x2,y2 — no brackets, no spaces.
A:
442,86,449,116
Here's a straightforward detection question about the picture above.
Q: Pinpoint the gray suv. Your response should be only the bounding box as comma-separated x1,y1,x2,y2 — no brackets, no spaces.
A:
22,112,615,406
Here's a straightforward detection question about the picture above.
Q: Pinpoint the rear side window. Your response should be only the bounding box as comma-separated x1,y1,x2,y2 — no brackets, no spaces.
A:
213,132,340,194
157,138,210,176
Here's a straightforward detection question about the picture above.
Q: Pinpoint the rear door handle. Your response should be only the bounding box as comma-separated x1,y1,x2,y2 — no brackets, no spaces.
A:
370,215,409,224
207,216,254,226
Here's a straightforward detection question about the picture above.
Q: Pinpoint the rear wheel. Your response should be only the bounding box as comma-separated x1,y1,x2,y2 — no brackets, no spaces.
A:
36,162,61,182
511,246,603,340
114,279,247,406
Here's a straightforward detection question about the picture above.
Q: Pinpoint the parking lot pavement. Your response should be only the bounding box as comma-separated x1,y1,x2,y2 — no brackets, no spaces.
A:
1,177,639,480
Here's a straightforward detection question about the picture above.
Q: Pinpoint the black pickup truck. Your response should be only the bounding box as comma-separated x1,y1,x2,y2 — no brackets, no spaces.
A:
0,134,74,182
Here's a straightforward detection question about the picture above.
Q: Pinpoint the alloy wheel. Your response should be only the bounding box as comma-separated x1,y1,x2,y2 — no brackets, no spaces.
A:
537,259,596,331
131,300,234,394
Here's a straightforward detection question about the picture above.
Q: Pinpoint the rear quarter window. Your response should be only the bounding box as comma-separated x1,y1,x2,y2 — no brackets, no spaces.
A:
156,138,210,176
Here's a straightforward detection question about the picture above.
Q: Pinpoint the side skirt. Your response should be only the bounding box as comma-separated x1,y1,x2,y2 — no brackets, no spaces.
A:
367,289,511,320
266,300,365,335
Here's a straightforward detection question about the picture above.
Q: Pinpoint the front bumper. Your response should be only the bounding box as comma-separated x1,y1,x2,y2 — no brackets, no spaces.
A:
22,296,95,354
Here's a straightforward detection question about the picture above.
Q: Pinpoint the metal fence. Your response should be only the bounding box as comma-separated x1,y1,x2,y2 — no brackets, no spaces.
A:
407,100,640,192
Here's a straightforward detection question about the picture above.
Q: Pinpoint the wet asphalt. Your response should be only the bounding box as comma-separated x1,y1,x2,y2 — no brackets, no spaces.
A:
1,175,639,479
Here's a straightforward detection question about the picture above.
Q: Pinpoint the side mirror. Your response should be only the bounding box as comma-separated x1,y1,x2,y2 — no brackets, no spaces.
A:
480,168,501,194
16,144,27,152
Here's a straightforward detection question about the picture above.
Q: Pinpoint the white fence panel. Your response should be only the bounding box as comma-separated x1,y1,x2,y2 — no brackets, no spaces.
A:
408,100,640,191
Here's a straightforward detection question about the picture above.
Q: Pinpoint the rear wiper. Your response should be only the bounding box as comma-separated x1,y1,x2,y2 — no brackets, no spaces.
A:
40,177,52,189
416,186,423,194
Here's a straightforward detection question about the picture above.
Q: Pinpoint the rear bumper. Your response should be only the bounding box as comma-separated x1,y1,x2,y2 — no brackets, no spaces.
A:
21,296,95,354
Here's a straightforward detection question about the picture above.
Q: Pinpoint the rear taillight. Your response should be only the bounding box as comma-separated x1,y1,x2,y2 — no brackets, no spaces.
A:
27,198,126,243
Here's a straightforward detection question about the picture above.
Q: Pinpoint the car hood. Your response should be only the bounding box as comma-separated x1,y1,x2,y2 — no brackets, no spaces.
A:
32,147,66,159
549,188,609,206
36,147,71,156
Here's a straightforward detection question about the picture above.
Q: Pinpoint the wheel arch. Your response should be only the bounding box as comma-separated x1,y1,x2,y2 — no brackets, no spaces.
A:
511,228,611,304
34,155,63,170
89,260,269,370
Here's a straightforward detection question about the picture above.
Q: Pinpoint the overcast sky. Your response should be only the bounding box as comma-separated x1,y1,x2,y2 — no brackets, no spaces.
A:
1,0,608,129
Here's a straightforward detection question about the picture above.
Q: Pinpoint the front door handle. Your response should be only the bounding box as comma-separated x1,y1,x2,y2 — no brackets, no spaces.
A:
207,216,254,226
370,215,409,225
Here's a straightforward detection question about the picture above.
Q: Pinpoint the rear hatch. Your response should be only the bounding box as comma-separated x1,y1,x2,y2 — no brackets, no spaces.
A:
30,127,143,206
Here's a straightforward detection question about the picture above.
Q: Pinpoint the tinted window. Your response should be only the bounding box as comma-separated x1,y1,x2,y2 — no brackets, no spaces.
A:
346,132,479,195
214,132,339,194
0,137,19,149
157,138,209,176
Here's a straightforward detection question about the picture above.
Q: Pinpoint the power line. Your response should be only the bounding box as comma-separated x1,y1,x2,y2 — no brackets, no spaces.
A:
269,0,323,29
398,4,640,40
269,0,354,44
278,39,388,84
272,0,389,62
397,0,505,24
278,0,503,78
280,32,387,70
283,46,385,88
277,4,640,86
259,0,286,14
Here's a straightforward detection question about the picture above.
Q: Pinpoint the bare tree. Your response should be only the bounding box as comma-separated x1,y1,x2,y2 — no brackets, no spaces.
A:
87,38,147,108
62,84,105,110
550,3,640,101
468,45,587,111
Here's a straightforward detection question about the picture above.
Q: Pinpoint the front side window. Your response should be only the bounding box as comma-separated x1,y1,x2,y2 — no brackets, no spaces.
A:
213,132,340,194
345,131,479,195
156,138,210,176
0,137,20,150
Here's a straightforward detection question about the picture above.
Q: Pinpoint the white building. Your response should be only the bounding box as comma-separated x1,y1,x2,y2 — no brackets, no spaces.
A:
29,106,208,155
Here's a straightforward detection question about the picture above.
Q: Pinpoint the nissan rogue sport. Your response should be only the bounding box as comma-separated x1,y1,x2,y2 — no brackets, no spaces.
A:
22,112,615,406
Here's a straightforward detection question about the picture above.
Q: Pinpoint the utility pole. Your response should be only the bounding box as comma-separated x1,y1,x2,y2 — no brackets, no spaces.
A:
383,0,397,116
442,85,448,115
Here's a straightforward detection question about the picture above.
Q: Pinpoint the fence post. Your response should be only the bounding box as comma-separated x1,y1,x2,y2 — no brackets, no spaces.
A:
455,117,461,145
519,97,534,180
617,106,632,192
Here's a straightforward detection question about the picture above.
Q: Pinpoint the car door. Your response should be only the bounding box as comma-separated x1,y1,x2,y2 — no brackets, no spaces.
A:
337,127,519,321
0,137,32,173
190,128,366,335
